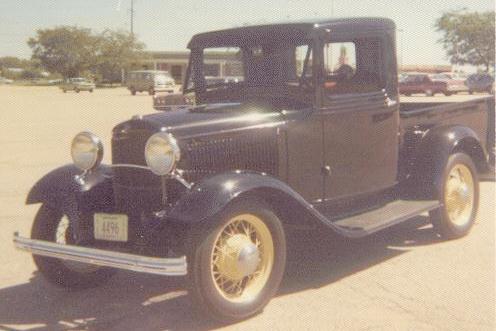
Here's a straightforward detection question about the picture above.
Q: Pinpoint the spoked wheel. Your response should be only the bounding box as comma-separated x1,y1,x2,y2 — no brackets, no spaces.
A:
31,204,115,289
211,214,274,302
188,199,286,322
431,153,479,239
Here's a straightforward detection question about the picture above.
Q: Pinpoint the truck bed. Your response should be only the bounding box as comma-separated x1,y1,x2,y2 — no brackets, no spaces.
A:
399,96,495,168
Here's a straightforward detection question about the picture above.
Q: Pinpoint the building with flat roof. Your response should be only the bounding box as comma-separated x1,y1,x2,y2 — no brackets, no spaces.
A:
400,64,452,74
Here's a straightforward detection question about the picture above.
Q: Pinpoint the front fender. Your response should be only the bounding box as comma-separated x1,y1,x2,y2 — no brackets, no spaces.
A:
168,171,322,226
26,164,114,215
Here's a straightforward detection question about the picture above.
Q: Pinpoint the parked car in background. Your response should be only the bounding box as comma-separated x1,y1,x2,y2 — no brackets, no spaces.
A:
126,70,177,95
430,72,468,94
399,73,451,96
60,77,95,93
398,72,408,83
466,73,494,94
0,77,14,84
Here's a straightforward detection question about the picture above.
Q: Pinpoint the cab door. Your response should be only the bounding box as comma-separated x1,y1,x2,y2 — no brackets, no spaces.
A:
319,37,399,201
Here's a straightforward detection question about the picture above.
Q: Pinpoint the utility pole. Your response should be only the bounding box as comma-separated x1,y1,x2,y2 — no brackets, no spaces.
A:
130,0,134,36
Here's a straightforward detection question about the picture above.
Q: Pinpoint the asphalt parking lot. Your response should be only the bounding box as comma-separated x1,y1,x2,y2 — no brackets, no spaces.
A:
0,86,494,330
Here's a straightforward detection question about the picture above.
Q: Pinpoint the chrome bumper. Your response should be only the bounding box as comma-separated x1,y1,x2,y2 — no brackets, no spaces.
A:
13,232,187,276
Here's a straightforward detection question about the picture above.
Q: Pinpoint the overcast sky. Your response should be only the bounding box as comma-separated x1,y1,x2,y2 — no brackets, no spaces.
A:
0,0,494,66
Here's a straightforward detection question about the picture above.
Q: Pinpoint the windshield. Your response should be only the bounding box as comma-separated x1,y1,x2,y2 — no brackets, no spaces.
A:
184,43,314,105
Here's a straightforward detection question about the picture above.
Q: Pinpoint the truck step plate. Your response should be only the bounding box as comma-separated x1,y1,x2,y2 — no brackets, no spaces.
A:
333,200,440,237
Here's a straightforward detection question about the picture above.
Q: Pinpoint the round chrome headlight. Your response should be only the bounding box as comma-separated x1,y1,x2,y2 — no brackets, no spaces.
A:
145,132,180,176
71,132,103,171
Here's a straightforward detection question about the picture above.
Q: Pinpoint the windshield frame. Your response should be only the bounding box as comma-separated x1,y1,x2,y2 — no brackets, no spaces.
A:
183,41,316,96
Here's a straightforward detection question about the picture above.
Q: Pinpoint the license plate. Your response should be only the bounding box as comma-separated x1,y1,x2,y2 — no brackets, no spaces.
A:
94,213,128,242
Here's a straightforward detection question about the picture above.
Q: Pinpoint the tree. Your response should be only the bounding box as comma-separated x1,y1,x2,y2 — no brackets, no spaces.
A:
435,10,495,72
95,29,147,82
28,26,99,78
27,26,148,82
0,56,32,69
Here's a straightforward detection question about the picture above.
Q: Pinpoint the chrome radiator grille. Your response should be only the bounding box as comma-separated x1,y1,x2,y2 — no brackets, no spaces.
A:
179,132,278,183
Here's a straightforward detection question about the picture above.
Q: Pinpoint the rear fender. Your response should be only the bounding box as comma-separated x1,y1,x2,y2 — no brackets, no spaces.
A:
408,125,487,197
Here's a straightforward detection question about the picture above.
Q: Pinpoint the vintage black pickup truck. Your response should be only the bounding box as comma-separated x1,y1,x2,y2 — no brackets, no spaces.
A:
14,17,495,322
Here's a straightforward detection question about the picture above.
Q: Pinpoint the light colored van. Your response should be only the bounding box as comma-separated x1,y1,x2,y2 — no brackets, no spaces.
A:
125,70,177,95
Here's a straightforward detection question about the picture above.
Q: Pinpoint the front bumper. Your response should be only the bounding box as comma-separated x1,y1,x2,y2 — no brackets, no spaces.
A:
13,232,187,276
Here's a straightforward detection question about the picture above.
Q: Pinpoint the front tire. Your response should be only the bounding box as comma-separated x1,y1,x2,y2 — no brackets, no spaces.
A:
430,153,479,239
31,204,116,289
188,199,286,322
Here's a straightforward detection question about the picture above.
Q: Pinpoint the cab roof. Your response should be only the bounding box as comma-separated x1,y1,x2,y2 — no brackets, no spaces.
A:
188,17,395,48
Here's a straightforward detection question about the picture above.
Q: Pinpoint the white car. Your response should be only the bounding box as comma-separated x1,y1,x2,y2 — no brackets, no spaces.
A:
0,77,14,84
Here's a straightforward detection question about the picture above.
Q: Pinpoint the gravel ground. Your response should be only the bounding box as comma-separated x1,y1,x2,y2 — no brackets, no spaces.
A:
0,86,494,330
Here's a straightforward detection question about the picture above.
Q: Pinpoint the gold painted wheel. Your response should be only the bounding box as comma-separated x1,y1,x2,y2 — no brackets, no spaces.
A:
444,164,475,227
431,153,479,239
31,204,115,289
210,214,274,303
55,216,100,273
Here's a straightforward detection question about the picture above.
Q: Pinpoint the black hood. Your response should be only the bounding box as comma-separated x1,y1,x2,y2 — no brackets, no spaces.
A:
112,102,307,139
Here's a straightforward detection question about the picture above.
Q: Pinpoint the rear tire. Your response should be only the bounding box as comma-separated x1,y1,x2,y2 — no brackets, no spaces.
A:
130,88,136,95
31,204,116,289
148,88,155,95
430,153,479,239
425,89,434,97
75,88,80,93
187,199,286,322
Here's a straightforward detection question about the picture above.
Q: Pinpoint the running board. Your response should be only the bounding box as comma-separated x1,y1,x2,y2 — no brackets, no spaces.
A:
332,200,441,238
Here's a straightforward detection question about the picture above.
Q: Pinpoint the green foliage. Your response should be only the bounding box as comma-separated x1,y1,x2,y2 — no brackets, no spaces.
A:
95,29,147,82
0,56,32,69
27,26,147,81
0,56,43,79
435,10,495,71
28,26,98,78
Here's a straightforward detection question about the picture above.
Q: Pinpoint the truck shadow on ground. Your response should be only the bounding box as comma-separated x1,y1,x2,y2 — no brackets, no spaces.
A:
0,216,441,331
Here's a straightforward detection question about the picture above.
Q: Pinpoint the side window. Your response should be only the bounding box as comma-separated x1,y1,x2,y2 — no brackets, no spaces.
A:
324,42,356,78
323,39,383,94
295,45,313,79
